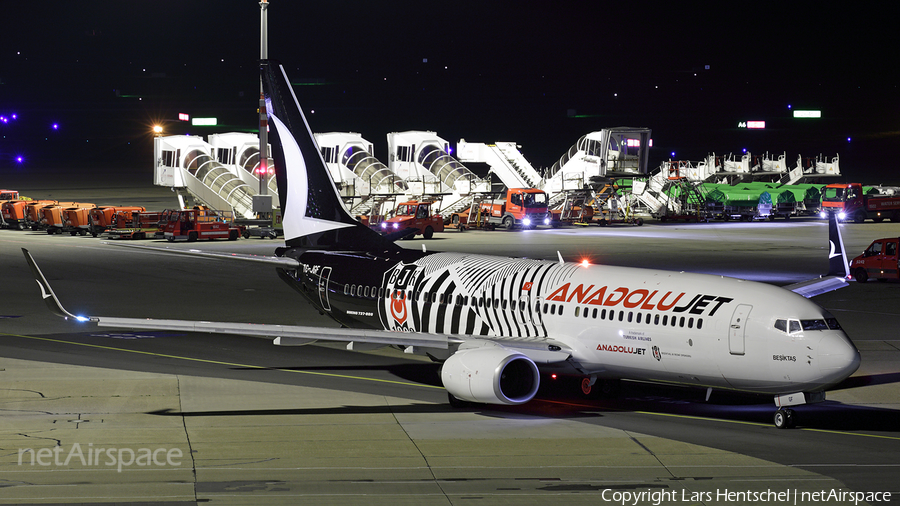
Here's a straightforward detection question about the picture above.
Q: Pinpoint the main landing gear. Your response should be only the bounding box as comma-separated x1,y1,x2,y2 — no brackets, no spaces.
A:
773,408,796,429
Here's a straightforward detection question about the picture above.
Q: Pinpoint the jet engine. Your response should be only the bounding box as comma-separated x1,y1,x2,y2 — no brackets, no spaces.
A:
440,345,540,405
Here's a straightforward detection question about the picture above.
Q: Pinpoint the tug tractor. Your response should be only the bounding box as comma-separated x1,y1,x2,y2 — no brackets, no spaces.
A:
379,200,444,239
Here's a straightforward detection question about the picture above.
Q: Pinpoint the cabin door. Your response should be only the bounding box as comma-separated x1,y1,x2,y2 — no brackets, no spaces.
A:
318,266,333,312
728,304,751,355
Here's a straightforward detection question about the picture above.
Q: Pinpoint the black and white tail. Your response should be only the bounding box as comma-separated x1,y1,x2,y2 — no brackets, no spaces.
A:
827,211,850,278
260,60,397,252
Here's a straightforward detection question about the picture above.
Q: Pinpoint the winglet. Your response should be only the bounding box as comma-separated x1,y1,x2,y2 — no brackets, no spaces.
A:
784,213,850,297
826,212,851,278
21,248,90,321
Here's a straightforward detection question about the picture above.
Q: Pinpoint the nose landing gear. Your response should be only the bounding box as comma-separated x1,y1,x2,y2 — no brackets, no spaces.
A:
774,408,795,429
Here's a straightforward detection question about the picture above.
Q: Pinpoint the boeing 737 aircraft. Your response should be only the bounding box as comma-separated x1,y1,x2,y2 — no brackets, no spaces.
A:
24,60,860,429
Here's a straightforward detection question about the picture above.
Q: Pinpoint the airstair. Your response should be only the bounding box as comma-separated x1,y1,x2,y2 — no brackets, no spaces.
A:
315,132,407,216
456,140,542,189
154,135,269,219
387,131,490,220
542,128,652,194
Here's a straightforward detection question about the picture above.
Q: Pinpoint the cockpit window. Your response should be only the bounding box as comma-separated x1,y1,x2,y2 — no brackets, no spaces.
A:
800,319,829,331
776,317,842,333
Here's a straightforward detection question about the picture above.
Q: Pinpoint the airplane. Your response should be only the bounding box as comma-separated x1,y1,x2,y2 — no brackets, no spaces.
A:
23,59,860,429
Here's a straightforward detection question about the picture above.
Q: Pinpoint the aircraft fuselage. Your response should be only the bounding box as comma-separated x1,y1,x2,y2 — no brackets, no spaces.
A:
278,247,859,396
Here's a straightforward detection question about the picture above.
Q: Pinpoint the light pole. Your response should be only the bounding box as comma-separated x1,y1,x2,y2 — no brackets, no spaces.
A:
258,0,269,197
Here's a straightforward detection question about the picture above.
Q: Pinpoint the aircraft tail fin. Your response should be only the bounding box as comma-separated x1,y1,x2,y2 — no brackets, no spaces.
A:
260,60,398,252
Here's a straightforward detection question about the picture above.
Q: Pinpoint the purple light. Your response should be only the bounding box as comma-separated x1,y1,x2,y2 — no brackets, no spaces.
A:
52,123,59,130
0,116,7,123
670,151,676,157
16,155,24,164
847,137,852,142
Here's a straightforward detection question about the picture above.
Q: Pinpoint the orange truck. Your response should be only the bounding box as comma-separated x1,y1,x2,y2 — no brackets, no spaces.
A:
821,183,900,223
379,200,444,239
452,188,551,230
162,208,242,242
849,237,900,283
1,190,25,228
41,203,96,234
88,206,146,237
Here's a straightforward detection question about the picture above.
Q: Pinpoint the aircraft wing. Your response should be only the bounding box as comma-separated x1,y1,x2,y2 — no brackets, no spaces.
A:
22,248,571,362
98,241,301,268
784,276,849,298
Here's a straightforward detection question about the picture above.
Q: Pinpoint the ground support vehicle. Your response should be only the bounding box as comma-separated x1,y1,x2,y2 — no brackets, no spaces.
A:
457,188,550,231
162,208,242,242
757,189,797,220
850,237,900,283
0,191,23,228
89,206,146,236
237,215,281,239
379,200,444,239
40,205,70,234
821,183,900,223
62,205,99,235
22,201,62,230
104,210,168,240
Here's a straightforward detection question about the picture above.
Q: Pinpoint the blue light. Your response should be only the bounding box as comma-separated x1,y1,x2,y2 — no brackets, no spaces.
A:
670,151,675,157
52,123,59,130
847,137,851,142
15,155,24,164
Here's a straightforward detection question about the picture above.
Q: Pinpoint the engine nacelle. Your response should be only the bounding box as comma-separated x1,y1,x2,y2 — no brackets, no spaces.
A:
440,346,540,405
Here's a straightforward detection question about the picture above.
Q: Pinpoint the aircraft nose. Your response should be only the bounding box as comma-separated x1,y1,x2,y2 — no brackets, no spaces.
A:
818,333,860,384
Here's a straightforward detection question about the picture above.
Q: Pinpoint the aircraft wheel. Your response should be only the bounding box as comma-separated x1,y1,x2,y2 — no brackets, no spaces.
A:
855,268,868,283
423,226,434,239
773,408,795,429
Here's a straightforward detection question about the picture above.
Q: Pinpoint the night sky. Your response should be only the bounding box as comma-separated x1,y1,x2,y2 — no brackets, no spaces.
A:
2,2,898,182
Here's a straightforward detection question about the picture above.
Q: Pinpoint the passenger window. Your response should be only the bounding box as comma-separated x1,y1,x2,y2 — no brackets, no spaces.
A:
654,314,660,325
688,317,694,328
575,307,580,317
592,308,597,319
697,319,703,330
888,242,897,256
